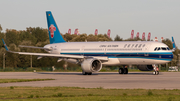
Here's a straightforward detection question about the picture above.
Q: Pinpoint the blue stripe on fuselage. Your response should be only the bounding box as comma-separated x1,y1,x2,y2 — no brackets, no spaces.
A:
107,57,172,61
60,52,173,60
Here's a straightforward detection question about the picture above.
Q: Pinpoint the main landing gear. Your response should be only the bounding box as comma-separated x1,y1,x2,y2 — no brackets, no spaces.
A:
152,64,159,75
82,70,92,75
119,66,128,74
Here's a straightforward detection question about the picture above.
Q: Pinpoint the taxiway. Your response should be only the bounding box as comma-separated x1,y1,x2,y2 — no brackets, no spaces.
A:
0,72,179,89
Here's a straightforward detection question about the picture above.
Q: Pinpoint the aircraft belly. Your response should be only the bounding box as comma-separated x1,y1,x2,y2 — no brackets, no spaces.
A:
102,58,120,65
117,58,170,65
118,58,137,65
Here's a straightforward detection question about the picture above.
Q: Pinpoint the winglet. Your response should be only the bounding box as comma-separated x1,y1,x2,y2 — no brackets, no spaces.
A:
2,39,9,51
172,37,176,52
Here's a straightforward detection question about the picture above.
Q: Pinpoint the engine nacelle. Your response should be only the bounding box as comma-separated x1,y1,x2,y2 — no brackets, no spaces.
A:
137,65,154,71
81,58,102,73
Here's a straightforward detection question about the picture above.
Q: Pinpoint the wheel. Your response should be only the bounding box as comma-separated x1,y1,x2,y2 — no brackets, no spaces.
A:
153,71,159,75
119,68,124,74
87,72,92,75
82,70,88,75
156,71,159,75
124,68,128,74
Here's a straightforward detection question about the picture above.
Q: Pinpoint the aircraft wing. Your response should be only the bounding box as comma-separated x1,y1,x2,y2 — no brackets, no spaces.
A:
19,45,52,51
2,39,108,61
8,51,108,61
9,50,84,59
2,39,83,59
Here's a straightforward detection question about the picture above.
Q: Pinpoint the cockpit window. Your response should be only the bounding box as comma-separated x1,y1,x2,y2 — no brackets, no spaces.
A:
154,47,170,51
161,47,167,50
154,47,157,51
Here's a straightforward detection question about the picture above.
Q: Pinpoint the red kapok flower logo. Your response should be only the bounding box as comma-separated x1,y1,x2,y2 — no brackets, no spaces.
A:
49,24,56,38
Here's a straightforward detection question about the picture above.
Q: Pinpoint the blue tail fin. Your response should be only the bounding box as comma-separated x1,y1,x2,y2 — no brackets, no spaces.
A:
46,11,66,44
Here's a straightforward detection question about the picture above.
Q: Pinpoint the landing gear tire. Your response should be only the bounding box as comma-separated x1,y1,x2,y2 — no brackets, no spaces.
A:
82,71,92,75
156,71,159,75
119,68,124,74
124,68,128,74
82,71,87,75
153,71,159,75
87,72,92,75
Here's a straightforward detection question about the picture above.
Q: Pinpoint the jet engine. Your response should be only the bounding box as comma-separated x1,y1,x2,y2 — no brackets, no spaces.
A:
81,58,102,73
137,65,154,71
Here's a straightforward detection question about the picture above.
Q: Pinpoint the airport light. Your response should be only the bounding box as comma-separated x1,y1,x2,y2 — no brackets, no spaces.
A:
178,54,180,70
3,53,5,69
30,55,32,68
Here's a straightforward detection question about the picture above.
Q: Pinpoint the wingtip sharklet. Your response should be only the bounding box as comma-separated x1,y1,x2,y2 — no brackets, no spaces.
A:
171,37,176,52
2,39,9,51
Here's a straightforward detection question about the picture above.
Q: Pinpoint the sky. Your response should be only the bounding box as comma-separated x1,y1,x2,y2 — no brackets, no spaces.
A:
0,0,180,47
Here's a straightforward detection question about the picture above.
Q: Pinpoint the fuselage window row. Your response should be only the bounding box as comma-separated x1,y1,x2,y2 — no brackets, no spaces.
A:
61,49,80,51
61,48,143,51
124,44,145,48
84,49,103,51
107,49,142,51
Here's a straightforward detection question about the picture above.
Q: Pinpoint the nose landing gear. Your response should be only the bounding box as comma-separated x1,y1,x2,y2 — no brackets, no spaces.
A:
153,64,159,75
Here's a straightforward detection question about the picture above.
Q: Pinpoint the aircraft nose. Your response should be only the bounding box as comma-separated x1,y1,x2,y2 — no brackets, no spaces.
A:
170,53,174,59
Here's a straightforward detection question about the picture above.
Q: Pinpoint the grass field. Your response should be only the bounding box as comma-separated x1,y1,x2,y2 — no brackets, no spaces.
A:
0,79,54,83
0,87,179,101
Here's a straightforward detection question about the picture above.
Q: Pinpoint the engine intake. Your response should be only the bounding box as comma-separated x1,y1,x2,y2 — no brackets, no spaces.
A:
137,65,153,71
81,58,102,72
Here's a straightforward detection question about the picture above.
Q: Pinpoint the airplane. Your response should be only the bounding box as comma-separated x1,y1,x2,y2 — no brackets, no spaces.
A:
2,11,176,75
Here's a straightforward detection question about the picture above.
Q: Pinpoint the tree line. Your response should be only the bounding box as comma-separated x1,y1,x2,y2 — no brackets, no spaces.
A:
0,25,179,69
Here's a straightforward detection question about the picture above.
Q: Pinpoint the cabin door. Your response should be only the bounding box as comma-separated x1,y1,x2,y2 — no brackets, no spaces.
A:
144,44,151,56
81,46,85,56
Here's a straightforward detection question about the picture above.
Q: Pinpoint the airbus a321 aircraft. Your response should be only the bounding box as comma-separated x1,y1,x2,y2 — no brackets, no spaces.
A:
2,11,176,75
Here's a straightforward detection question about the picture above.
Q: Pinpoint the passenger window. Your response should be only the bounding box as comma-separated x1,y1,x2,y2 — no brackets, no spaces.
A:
124,44,127,48
139,44,142,48
154,47,157,51
131,44,134,48
142,44,145,47
135,44,138,48
128,44,131,48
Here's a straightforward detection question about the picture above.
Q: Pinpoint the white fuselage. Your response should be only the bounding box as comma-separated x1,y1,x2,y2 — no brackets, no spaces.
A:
44,41,173,65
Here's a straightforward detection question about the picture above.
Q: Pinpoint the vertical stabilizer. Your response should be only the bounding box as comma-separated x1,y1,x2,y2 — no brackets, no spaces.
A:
46,11,66,44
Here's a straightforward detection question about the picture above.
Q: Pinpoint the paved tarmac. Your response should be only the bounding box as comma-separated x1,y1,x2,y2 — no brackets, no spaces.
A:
0,72,180,89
